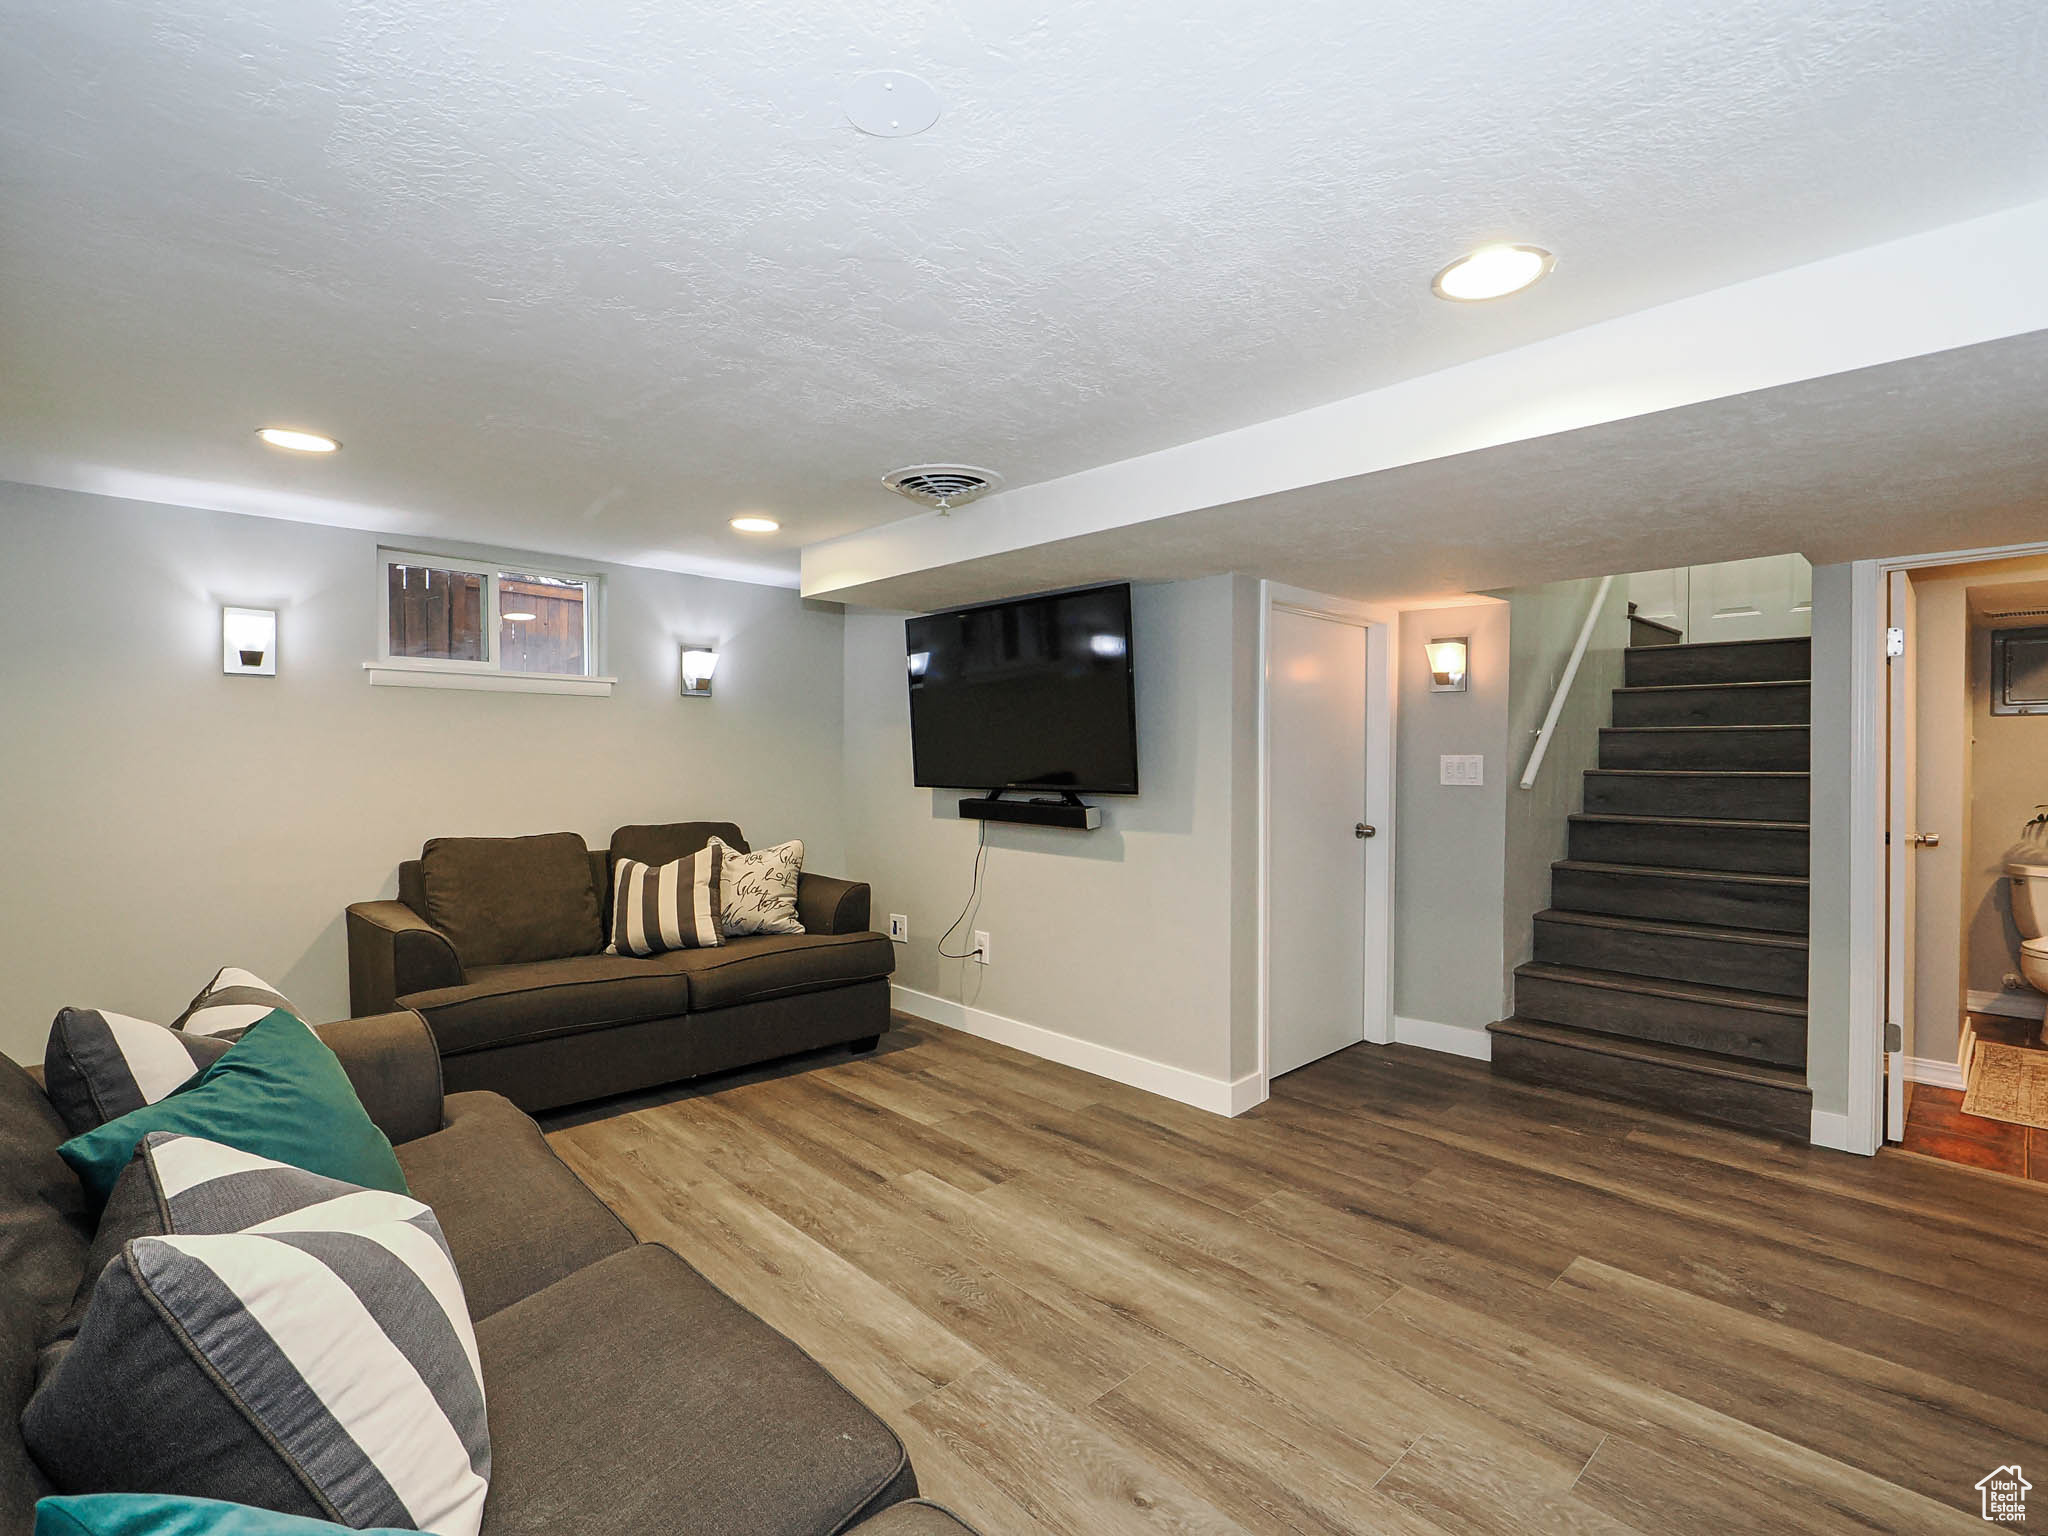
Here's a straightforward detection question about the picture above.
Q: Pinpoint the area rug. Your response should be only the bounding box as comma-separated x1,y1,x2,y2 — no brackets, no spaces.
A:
1961,1041,2048,1130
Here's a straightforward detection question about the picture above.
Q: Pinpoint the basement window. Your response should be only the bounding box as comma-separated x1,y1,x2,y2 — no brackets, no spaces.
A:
366,549,614,696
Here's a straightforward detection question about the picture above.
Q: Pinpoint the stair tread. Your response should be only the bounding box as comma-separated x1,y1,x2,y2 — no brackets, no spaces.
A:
1615,680,1810,694
1585,769,1808,779
1601,723,1808,733
1487,1017,1810,1090
1569,812,1808,832
1553,860,1809,887
1632,636,1812,653
1515,961,1807,1015
1533,908,1808,950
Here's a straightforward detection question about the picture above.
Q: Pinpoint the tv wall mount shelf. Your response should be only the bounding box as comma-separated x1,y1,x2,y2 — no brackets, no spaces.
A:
958,789,1102,831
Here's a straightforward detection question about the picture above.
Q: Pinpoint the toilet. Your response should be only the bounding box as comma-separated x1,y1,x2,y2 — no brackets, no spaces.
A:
2006,863,2048,1005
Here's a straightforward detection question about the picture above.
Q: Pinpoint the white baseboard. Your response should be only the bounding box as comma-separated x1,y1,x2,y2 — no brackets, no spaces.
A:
891,984,1261,1117
1904,1055,1966,1091
1391,1015,1492,1062
1968,988,2046,1022
1809,1108,1853,1151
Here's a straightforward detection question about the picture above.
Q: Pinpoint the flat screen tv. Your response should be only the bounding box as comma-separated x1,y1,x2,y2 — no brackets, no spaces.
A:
906,583,1138,794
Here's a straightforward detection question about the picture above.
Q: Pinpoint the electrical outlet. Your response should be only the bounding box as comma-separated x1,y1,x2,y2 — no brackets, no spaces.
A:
887,913,909,943
972,929,991,965
1440,754,1484,786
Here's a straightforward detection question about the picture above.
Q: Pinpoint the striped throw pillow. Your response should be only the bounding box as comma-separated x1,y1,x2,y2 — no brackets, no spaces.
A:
173,966,298,1038
43,1010,235,1135
24,1139,489,1536
607,846,723,956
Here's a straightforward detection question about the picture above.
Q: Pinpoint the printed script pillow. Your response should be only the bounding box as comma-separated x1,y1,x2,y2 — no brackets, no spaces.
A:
23,1168,489,1536
172,967,299,1038
707,835,805,936
607,847,722,956
57,1011,406,1210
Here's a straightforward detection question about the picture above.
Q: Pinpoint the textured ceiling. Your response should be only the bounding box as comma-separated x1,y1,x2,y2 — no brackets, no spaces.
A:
823,332,2048,612
2,1,2045,579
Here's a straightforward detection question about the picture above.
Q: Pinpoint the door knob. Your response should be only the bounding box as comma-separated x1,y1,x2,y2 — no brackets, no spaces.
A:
1355,823,1375,839
1907,832,1940,848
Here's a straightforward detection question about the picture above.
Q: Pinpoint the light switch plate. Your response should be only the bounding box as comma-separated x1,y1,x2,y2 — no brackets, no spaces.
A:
1440,754,1485,786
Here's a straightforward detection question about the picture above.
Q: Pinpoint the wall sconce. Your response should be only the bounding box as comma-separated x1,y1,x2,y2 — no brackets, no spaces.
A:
1426,636,1468,693
680,645,719,698
222,607,277,676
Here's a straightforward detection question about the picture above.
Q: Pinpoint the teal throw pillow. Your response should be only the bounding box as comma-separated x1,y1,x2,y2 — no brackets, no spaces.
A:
57,1010,406,1208
37,1494,416,1534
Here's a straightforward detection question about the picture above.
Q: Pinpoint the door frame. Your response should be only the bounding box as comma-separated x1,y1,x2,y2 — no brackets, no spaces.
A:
1845,538,2048,1155
1256,581,1398,1104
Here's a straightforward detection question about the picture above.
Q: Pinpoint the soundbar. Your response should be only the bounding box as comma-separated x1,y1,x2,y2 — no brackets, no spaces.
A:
958,794,1102,831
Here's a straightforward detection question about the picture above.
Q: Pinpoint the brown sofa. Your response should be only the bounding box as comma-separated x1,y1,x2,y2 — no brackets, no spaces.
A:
346,822,895,1113
2,1012,975,1535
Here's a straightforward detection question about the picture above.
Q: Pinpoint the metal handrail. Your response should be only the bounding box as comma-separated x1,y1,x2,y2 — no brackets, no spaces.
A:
1519,574,1615,790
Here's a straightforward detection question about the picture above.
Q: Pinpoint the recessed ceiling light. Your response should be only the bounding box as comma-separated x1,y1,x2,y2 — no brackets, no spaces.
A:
256,427,340,453
1431,245,1555,302
730,515,780,534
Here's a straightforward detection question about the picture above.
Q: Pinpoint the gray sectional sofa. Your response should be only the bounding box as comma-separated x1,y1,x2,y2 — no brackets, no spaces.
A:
346,822,896,1113
2,1011,975,1535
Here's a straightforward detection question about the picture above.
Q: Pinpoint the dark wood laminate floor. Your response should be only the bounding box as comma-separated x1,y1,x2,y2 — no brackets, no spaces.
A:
547,1017,2048,1535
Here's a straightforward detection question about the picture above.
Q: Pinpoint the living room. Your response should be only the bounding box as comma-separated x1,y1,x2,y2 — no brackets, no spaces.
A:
6,4,2048,1534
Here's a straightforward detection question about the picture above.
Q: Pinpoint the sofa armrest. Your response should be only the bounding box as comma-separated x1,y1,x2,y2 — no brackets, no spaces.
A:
347,900,464,1014
798,872,871,935
314,1010,445,1145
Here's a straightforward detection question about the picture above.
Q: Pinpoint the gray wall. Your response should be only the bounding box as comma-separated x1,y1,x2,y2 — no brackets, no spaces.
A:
1392,603,1510,1032
840,575,1256,1085
0,482,847,1059
1500,578,1628,998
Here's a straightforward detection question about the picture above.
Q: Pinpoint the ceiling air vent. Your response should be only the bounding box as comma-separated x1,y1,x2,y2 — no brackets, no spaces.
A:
882,464,1001,515
1987,608,2048,620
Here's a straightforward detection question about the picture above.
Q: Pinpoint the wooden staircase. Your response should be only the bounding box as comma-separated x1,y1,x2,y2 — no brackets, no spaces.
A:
1488,635,1812,1139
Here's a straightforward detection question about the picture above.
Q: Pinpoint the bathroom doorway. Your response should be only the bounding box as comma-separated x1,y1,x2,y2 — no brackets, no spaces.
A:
1884,551,2048,1176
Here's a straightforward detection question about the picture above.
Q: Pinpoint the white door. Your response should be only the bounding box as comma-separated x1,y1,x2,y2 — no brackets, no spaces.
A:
1268,608,1368,1077
1885,570,1918,1141
1687,554,1814,642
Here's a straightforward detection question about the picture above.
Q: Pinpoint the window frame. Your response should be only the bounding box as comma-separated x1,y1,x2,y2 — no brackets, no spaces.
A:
367,546,615,697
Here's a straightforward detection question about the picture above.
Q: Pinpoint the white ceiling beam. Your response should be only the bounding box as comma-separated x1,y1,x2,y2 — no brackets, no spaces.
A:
802,197,2048,604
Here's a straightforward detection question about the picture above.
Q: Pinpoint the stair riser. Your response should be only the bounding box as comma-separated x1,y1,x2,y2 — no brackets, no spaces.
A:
1550,867,1808,934
1610,683,1810,728
1514,974,1805,1066
1490,1030,1810,1139
1582,773,1810,821
1569,819,1808,876
1532,919,1808,999
1624,639,1812,688
1600,727,1809,770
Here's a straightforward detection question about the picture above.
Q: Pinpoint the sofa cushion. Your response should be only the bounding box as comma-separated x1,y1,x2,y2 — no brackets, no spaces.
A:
474,1244,914,1536
2,1051,90,1532
32,1493,429,1534
420,834,603,969
606,821,747,870
402,956,693,1057
394,1093,632,1320
664,931,896,1012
